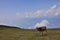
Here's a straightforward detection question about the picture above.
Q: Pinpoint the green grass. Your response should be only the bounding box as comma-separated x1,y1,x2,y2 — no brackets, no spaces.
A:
0,27,60,40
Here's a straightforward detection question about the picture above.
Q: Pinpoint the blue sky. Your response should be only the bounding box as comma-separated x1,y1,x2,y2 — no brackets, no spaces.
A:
0,0,60,29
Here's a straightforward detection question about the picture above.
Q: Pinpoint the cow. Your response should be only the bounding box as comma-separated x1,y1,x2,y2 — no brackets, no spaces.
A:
36,26,47,36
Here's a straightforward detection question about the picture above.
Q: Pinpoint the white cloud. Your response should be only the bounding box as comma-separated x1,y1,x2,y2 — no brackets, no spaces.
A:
51,5,56,9
55,12,59,16
15,3,60,18
46,3,60,16
34,20,49,28
28,20,49,29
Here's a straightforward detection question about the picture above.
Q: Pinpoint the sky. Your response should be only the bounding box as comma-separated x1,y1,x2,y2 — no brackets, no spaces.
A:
0,0,60,29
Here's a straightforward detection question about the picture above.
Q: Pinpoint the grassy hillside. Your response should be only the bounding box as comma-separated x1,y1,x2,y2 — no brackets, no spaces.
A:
0,26,60,40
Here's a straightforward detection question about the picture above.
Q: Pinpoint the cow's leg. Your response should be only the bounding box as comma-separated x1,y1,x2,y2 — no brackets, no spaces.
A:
46,29,47,33
45,30,47,35
42,31,43,36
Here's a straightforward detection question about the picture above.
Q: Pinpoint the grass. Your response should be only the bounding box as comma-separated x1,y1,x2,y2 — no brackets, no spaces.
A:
0,27,60,40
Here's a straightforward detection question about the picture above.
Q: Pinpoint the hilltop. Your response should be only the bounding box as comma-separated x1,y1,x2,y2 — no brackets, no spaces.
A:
0,25,21,29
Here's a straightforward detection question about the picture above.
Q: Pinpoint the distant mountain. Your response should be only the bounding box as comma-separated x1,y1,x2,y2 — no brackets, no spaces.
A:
0,25,21,29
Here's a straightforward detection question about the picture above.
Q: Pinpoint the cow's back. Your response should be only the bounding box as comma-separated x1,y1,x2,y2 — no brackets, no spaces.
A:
36,26,46,31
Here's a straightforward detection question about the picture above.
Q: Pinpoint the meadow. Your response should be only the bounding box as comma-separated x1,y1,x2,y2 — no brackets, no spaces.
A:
0,26,60,40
